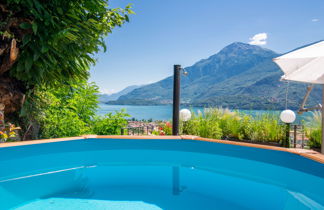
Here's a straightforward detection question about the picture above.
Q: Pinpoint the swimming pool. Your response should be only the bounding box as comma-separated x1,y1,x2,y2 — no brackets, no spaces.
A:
0,137,323,209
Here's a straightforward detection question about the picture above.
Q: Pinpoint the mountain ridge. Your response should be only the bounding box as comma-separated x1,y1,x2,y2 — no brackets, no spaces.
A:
98,85,143,102
107,42,321,110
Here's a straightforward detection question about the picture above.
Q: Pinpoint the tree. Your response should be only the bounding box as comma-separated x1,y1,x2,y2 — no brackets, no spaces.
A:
0,0,133,120
31,82,99,139
23,82,130,139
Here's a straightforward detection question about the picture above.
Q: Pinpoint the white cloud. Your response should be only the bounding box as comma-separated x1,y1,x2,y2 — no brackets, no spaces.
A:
312,18,320,22
249,33,268,45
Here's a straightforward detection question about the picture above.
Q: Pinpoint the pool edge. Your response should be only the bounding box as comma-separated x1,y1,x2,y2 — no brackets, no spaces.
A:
0,135,323,164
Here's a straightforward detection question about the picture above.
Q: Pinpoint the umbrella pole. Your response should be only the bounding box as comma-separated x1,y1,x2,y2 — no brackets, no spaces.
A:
322,85,324,154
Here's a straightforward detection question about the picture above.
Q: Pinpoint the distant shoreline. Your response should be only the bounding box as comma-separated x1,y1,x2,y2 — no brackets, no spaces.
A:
100,103,306,113
101,102,294,112
98,104,310,123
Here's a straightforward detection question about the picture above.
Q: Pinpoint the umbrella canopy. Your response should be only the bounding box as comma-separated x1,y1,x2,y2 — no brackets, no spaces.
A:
273,40,324,153
274,41,324,84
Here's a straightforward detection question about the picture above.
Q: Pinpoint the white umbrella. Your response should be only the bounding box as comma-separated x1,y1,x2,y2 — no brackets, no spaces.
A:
273,40,324,153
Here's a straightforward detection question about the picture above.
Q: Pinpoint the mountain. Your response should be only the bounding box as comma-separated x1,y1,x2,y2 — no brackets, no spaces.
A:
98,85,142,103
108,42,321,110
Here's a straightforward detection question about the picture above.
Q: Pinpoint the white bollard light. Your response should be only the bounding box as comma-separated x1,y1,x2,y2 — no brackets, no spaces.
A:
280,109,296,124
180,109,192,121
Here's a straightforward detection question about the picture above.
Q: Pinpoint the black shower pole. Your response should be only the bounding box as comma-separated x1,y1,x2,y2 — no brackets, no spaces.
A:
172,65,181,135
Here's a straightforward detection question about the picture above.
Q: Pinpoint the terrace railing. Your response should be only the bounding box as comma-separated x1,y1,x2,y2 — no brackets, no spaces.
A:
290,124,307,149
121,126,156,136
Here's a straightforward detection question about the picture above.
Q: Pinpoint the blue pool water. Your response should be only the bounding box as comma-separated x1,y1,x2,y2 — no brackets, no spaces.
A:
0,139,324,209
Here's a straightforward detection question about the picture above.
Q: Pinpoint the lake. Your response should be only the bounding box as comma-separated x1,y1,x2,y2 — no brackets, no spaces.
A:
98,104,313,122
98,104,204,121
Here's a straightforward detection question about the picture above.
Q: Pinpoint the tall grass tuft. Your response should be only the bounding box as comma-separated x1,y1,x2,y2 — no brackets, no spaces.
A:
305,111,321,148
181,109,222,139
181,108,285,143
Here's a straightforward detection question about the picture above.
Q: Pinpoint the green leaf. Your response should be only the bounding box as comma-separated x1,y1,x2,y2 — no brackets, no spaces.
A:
7,1,134,89
22,34,31,46
32,23,38,34
19,103,28,117
16,60,25,72
25,55,33,71
102,42,107,52
57,7,64,15
33,50,41,61
41,45,49,53
19,22,31,29
33,0,43,12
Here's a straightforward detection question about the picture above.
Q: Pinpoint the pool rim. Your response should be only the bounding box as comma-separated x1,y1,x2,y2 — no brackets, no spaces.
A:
0,135,323,164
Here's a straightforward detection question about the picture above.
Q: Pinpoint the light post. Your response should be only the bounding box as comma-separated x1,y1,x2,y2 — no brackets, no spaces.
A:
280,109,296,148
172,65,188,135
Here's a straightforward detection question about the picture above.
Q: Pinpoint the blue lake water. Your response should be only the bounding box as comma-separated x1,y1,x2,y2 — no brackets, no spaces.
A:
97,104,312,122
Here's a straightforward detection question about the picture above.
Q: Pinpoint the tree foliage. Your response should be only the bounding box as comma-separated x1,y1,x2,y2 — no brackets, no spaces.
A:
28,82,130,139
0,0,133,117
25,82,98,138
3,0,133,85
92,110,130,135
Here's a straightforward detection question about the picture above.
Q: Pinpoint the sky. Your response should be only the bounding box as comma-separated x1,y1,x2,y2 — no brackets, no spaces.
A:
89,0,324,94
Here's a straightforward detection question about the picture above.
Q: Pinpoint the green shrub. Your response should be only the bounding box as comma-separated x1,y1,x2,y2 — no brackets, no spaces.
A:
91,110,129,135
152,122,172,136
182,109,222,139
215,109,242,139
30,82,98,139
308,128,321,148
24,82,130,139
305,111,321,148
242,113,285,143
41,109,91,138
181,108,285,143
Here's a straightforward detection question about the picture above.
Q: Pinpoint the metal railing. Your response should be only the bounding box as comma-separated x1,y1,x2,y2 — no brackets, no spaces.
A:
290,124,307,148
121,126,156,136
